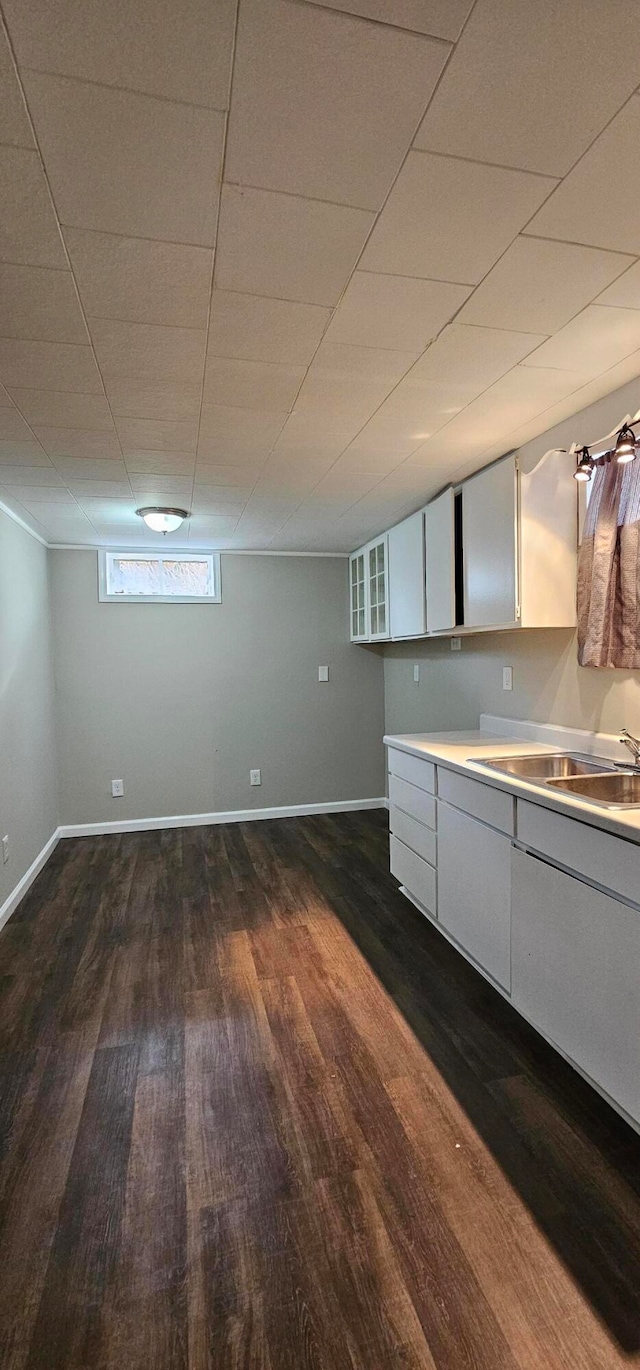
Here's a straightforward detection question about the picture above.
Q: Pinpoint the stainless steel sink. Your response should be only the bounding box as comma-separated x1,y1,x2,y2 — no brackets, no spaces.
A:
480,753,612,780
546,771,640,807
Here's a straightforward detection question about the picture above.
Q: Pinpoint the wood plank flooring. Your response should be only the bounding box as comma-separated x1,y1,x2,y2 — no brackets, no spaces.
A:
1,810,639,1368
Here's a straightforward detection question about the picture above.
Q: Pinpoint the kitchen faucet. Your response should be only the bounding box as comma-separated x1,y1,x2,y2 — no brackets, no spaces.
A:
618,728,640,770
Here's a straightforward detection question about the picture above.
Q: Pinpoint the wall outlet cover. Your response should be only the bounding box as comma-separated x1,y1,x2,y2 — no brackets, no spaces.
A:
111,778,124,797
450,637,461,651
250,768,262,786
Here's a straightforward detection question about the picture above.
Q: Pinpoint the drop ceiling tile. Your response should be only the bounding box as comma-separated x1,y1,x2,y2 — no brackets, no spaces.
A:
128,489,192,511
0,339,102,393
208,291,330,366
333,446,406,475
226,0,448,209
196,440,272,468
192,495,246,516
9,389,113,430
360,152,556,284
527,98,640,254
407,322,546,390
8,485,77,505
459,238,636,335
3,0,236,110
114,416,198,453
203,356,305,411
0,440,50,465
0,263,89,345
123,450,196,476
215,185,374,306
105,379,201,422
199,404,287,450
22,73,225,245
0,147,67,268
312,340,416,382
0,16,34,147
33,427,121,459
0,464,59,485
522,305,640,376
0,407,37,442
272,410,360,459
64,229,213,329
299,0,473,41
596,261,640,310
191,482,249,503
414,0,640,177
53,458,129,480
89,319,206,384
325,271,470,351
293,340,415,419
66,479,131,497
186,514,240,538
193,464,258,487
129,474,193,496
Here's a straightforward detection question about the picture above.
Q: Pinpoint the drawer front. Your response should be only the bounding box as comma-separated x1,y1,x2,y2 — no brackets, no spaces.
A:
389,774,436,830
517,799,640,907
389,805,436,867
387,747,435,794
437,767,514,835
390,835,437,917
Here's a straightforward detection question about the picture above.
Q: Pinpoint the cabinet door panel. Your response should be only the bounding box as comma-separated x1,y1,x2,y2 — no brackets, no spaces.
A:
437,801,511,989
511,847,640,1123
367,536,389,640
388,511,426,638
425,488,455,632
463,456,517,627
349,549,368,641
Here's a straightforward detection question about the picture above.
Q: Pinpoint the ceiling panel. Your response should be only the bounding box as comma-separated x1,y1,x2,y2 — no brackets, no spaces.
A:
2,0,236,109
299,0,473,41
122,450,197,476
0,463,59,485
596,261,640,310
203,357,306,411
0,147,67,268
360,152,556,284
226,0,447,209
527,97,640,254
52,458,130,480
0,262,88,343
113,416,199,453
414,0,640,177
4,484,77,506
0,407,38,442
325,272,471,351
0,440,50,466
215,185,374,305
33,427,121,459
0,16,34,148
458,238,636,335
199,403,287,447
64,229,213,328
89,319,206,384
104,378,202,422
22,72,225,245
193,465,259,488
0,338,102,392
207,291,330,366
521,305,640,377
9,388,113,429
406,322,546,392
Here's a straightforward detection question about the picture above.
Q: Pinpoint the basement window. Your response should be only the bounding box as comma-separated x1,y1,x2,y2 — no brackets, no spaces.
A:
98,551,221,603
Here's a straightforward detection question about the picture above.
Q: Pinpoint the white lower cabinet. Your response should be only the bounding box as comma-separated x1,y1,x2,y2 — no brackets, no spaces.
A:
436,800,512,991
390,834,436,918
511,846,640,1124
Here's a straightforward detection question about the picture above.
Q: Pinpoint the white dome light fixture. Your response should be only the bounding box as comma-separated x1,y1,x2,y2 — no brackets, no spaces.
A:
136,506,190,534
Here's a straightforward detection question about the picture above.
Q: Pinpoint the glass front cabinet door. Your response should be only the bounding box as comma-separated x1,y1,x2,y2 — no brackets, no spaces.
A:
367,535,389,640
349,549,368,641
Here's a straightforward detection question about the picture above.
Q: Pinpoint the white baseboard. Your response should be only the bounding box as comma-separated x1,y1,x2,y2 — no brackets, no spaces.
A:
0,829,61,932
59,796,387,839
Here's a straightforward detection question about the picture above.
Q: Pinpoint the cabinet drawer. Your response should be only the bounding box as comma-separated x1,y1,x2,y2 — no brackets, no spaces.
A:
389,774,436,830
387,748,435,794
390,835,436,918
437,767,514,835
389,805,436,867
517,800,640,907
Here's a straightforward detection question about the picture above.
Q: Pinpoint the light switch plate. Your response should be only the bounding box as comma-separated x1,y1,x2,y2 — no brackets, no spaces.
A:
502,666,513,691
318,665,329,682
413,664,420,683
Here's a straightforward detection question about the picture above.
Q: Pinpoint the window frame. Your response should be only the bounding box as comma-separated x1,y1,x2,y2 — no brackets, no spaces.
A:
98,550,222,604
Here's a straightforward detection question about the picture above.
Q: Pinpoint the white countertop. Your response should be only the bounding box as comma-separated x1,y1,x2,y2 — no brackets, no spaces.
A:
383,729,640,846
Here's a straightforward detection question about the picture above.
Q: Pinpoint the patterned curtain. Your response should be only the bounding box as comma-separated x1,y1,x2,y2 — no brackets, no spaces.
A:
577,457,640,668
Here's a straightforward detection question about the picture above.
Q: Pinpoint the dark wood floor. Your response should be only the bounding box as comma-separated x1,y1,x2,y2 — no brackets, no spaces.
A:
1,811,640,1368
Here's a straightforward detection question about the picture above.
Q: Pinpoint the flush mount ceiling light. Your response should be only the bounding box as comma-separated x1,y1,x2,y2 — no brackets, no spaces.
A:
573,447,594,483
614,424,637,464
136,506,190,534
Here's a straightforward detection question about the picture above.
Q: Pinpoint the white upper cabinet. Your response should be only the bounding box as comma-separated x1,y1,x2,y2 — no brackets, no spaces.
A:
463,455,517,628
349,548,367,642
425,487,456,633
388,511,426,639
367,534,389,640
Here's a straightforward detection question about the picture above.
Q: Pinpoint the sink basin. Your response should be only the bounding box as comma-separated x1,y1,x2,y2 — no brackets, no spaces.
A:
480,753,612,780
546,771,640,807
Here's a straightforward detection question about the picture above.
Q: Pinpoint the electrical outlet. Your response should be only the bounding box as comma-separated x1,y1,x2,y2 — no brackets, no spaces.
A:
413,664,420,683
250,769,262,786
2,835,8,865
111,778,124,797
502,666,513,691
318,665,329,682
450,637,461,651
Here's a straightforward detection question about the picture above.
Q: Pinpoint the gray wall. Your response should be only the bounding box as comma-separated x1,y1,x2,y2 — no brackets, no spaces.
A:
51,551,385,825
0,507,57,909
